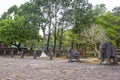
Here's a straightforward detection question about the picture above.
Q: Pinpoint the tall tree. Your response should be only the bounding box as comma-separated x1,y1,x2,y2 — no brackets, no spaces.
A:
112,7,120,16
57,0,71,51
0,2,41,50
80,24,109,56
96,11,120,48
63,0,95,49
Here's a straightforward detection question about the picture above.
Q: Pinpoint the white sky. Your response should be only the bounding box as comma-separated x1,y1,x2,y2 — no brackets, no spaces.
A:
89,0,120,11
0,0,29,16
0,0,120,16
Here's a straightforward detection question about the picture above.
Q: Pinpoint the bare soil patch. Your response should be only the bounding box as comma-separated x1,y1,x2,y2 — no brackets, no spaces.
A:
0,56,120,80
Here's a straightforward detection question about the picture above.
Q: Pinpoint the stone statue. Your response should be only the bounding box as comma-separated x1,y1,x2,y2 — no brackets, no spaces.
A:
99,42,118,65
49,51,53,60
33,50,37,59
67,48,80,62
21,49,24,58
11,49,14,57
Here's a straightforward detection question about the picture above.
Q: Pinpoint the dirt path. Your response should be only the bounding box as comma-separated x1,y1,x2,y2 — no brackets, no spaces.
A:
0,57,120,80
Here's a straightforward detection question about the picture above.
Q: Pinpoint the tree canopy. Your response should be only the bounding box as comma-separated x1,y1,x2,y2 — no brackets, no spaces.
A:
0,0,120,51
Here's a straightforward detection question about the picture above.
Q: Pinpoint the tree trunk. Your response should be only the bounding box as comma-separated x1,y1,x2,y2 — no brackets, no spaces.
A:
71,40,74,49
47,32,51,50
46,6,52,50
42,31,46,52
58,28,63,51
82,47,87,58
53,4,57,57
53,26,57,56
94,45,100,58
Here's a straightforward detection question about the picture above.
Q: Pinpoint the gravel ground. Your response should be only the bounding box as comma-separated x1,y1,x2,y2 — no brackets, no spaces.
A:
0,56,120,80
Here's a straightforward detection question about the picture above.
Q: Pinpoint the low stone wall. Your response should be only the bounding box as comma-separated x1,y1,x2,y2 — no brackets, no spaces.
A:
116,49,120,55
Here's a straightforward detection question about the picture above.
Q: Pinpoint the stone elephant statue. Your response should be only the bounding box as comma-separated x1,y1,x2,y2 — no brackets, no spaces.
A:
99,42,118,65
67,48,80,62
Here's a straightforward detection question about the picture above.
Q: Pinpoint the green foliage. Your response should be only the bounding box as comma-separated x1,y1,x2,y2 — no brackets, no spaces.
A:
0,0,120,50
7,5,18,14
0,2,41,46
23,39,42,50
0,15,40,45
63,30,76,46
96,11,120,47
67,0,95,34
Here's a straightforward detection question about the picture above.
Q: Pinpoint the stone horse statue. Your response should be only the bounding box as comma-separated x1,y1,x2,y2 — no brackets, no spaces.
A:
99,42,118,65
67,48,80,62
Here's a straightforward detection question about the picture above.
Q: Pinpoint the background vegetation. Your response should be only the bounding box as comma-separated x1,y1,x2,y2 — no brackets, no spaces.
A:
0,0,120,57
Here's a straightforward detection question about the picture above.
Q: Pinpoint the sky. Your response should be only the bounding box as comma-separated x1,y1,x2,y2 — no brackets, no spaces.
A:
89,0,120,11
0,0,29,16
0,0,120,16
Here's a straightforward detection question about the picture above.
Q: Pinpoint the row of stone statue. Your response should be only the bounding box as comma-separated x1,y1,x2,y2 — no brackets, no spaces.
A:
67,41,119,65
0,48,53,60
0,41,120,65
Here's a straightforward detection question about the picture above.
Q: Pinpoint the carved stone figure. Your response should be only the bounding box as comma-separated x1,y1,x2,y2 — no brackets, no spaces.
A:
49,51,53,60
99,42,118,65
67,48,80,62
21,49,24,58
33,50,37,59
11,49,14,57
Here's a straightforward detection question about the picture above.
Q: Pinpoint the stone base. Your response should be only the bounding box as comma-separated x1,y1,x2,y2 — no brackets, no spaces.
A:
40,51,47,58
100,62,118,65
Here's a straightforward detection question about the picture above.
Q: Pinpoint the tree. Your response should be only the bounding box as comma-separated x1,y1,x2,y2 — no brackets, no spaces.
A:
29,0,50,53
96,11,120,48
61,0,98,49
80,24,109,56
57,0,71,51
17,2,42,50
112,7,120,48
0,2,41,50
66,0,94,33
112,6,120,16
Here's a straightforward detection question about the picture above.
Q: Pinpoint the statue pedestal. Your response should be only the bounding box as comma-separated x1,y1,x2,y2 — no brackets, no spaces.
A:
40,51,47,58
100,62,111,65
